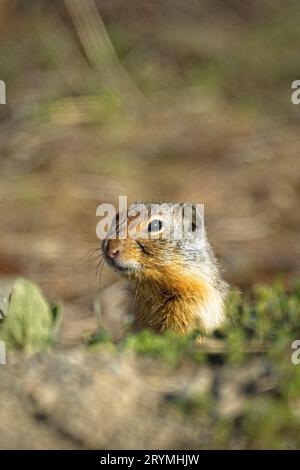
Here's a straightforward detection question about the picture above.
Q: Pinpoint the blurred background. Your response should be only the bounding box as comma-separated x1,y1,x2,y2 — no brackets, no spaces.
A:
0,0,300,345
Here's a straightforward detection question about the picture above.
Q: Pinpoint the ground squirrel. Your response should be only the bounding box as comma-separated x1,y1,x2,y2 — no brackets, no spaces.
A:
101,202,228,335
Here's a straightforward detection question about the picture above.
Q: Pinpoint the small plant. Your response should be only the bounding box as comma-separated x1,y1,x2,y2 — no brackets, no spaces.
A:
0,278,62,353
122,329,203,366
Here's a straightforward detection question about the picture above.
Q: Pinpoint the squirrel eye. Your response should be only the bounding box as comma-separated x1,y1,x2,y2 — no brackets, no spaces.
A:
147,219,163,233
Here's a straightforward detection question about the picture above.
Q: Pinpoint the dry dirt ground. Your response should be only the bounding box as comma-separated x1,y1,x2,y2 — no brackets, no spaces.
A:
0,347,281,450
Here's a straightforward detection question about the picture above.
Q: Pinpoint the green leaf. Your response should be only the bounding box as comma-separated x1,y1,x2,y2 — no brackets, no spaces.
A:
0,278,61,352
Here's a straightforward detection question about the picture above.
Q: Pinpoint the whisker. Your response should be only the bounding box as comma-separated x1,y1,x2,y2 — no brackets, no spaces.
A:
86,250,103,263
95,258,105,285
82,229,99,244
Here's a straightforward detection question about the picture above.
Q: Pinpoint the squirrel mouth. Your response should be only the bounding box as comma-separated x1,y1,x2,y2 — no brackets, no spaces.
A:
104,255,137,273
113,263,133,273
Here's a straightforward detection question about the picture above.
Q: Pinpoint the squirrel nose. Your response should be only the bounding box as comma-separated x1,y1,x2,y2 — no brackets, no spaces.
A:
105,241,122,259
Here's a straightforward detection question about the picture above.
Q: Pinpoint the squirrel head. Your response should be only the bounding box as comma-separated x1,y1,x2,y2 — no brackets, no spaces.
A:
102,202,208,284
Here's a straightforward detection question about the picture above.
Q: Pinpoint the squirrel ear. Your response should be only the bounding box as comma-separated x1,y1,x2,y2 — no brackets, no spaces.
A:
182,203,204,235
